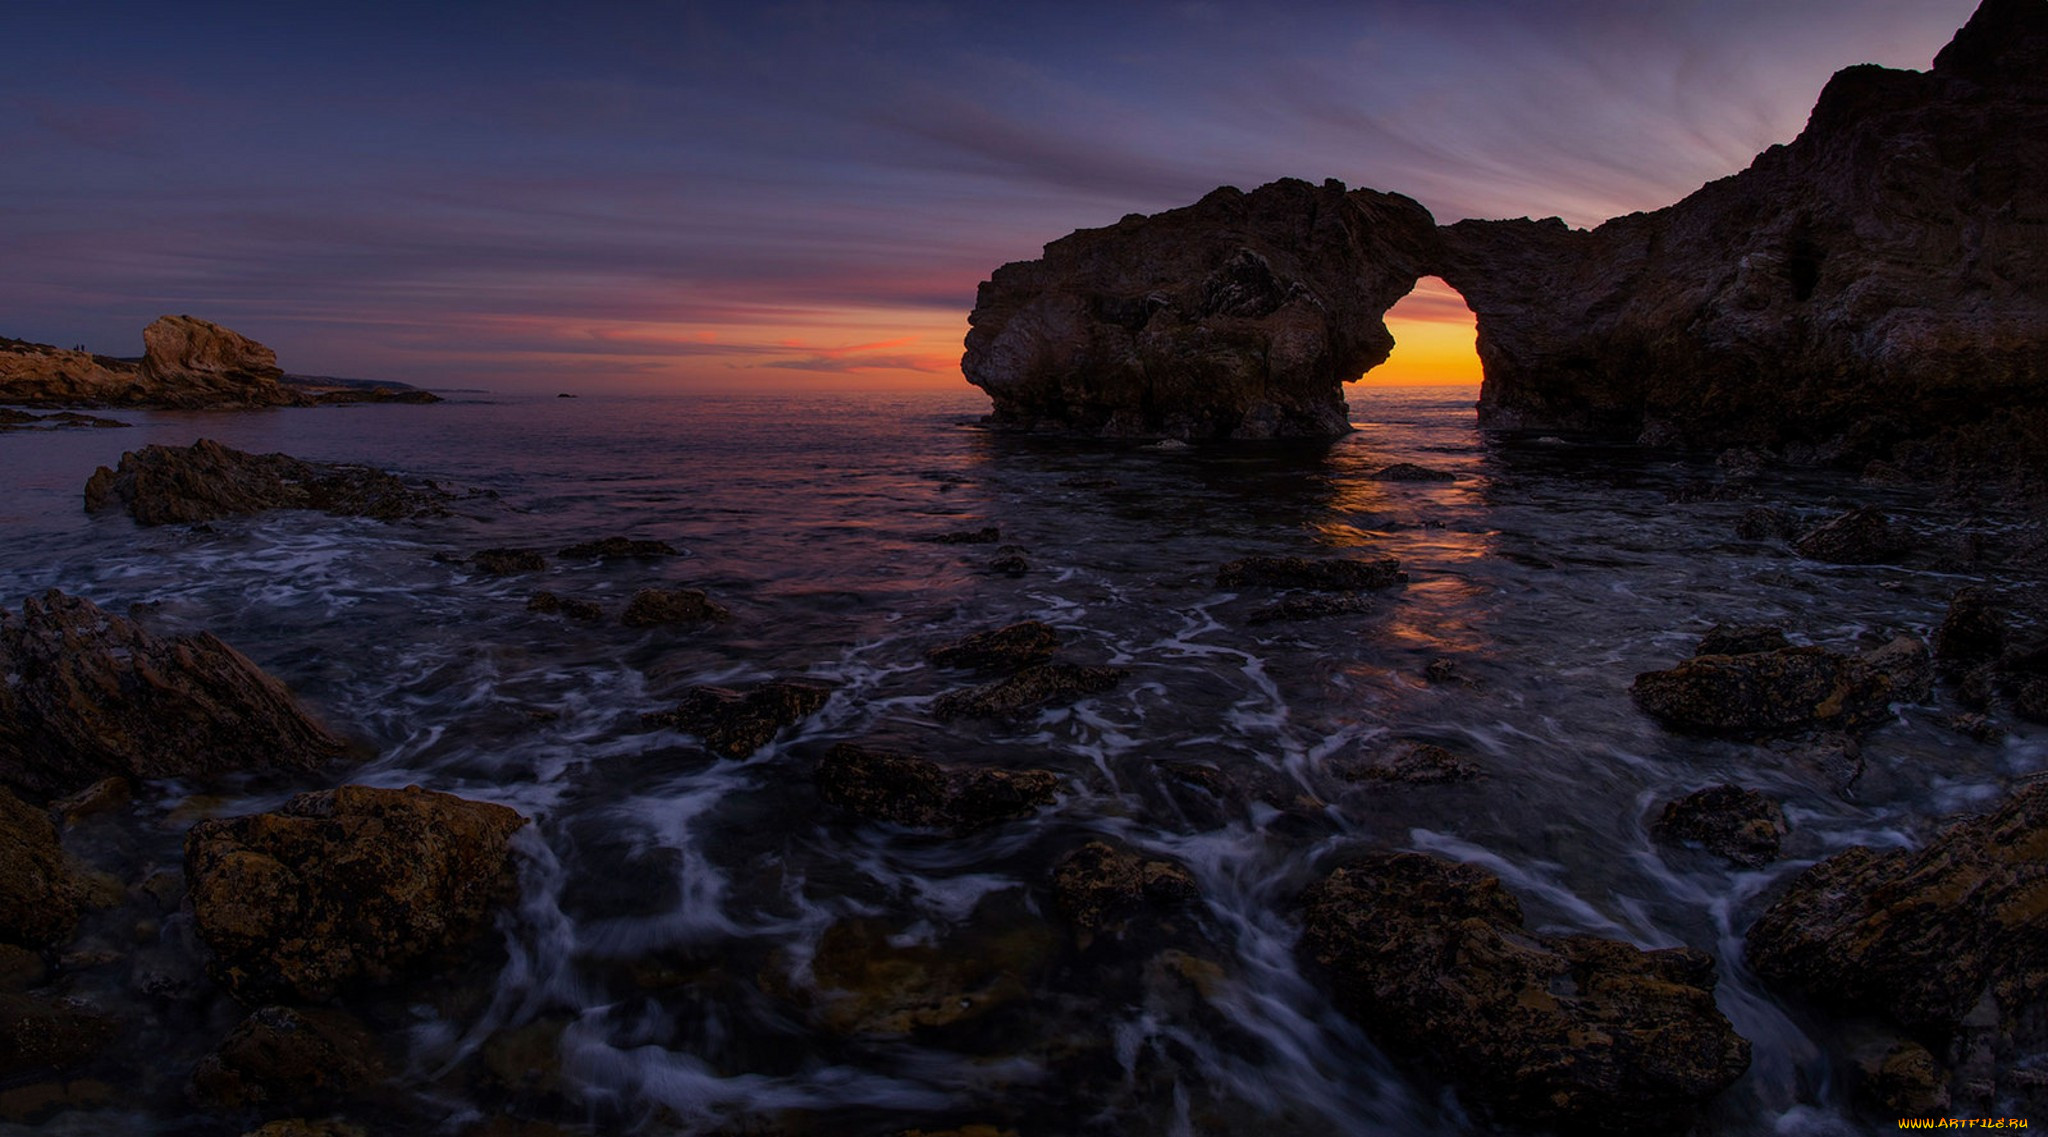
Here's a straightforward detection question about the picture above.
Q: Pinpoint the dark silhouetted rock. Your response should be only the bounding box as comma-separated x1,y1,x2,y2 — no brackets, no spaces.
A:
0,786,85,948
1299,853,1749,1133
1857,1039,1952,1116
471,548,545,574
927,526,1000,544
556,537,679,560
1051,840,1197,936
1368,462,1458,482
0,590,345,801
1336,740,1483,784
1216,554,1406,591
1247,593,1379,623
986,551,1030,577
185,785,527,1002
83,439,449,525
1735,507,1800,541
1630,636,1928,737
641,679,832,758
1652,785,1788,867
1695,624,1791,657
1935,587,2007,671
925,621,1060,673
1794,506,1911,564
525,591,603,621
0,993,116,1076
815,743,1058,834
50,776,131,827
930,662,1128,720
190,1005,388,1106
620,587,729,627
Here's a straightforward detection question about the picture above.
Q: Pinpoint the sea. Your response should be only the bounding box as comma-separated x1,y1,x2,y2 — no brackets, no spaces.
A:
1,386,2039,1136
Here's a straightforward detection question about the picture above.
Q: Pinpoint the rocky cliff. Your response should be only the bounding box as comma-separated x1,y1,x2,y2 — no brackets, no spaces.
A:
963,0,2048,467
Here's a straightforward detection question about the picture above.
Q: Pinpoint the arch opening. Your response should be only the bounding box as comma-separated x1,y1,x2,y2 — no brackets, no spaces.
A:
1363,275,1481,388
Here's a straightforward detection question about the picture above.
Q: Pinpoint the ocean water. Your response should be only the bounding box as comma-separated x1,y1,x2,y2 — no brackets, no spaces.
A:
1,386,2039,1136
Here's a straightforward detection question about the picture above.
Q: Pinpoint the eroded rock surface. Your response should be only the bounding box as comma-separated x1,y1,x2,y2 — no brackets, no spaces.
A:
1651,785,1788,867
84,439,449,525
185,785,527,1001
642,679,832,758
1050,840,1198,936
1,316,299,409
0,590,345,800
0,787,85,947
924,620,1060,673
1630,635,1929,737
815,743,1058,834
1299,853,1749,1133
929,662,1128,720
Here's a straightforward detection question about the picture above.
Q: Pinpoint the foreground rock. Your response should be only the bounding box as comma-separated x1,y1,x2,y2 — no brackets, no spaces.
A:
84,439,450,525
1651,785,1788,867
190,1005,388,1106
185,785,527,1001
1051,840,1198,938
815,743,1058,834
1630,635,1930,737
0,590,345,800
929,662,1128,720
0,787,86,947
924,620,1060,673
642,680,833,758
1216,555,1405,591
1300,853,1749,1132
963,178,1441,439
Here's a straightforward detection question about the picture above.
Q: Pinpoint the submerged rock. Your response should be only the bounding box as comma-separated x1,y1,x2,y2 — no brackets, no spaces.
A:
1216,554,1405,591
927,526,1000,545
1299,853,1749,1133
525,591,603,621
1694,624,1791,657
1630,636,1929,737
815,743,1058,834
471,548,546,574
83,439,449,525
1050,840,1198,937
803,910,1053,1035
0,590,345,801
1651,785,1788,867
929,662,1128,720
641,679,832,758
0,787,86,948
1247,593,1379,624
1793,506,1911,564
1367,462,1458,482
556,536,678,560
1335,740,1483,785
185,785,527,1001
190,1005,388,1106
1735,506,1801,541
924,620,1060,673
619,587,730,627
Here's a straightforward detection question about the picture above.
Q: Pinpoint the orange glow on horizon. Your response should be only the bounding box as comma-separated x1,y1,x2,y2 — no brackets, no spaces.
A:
1362,276,1481,387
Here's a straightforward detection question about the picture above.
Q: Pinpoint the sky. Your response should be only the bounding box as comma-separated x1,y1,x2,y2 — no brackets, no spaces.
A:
1,0,1982,393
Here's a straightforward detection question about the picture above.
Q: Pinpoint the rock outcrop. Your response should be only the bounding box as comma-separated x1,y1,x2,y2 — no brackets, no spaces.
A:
1630,635,1930,737
84,439,451,525
136,315,291,403
0,590,345,801
1300,853,1749,1132
185,785,527,1001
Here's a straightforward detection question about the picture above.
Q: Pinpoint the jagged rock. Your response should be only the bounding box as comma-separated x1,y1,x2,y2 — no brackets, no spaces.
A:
525,591,603,621
0,994,117,1076
1630,636,1929,737
641,679,832,758
1247,593,1379,624
556,537,679,560
1335,740,1483,784
0,590,345,800
1367,462,1457,482
184,785,527,1001
471,548,545,574
1299,854,1749,1133
0,787,85,948
1050,840,1197,935
1694,624,1791,657
619,587,729,627
83,439,449,525
927,526,1000,545
1215,554,1406,591
190,1005,388,1106
964,178,1441,439
1651,785,1788,867
1793,506,1911,564
139,315,287,396
815,743,1058,834
925,621,1060,673
1935,587,2007,671
929,662,1128,720
1747,783,2048,1050
1,317,303,409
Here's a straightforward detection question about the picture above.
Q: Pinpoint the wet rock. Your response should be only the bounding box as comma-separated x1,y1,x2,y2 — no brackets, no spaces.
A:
0,786,85,948
1935,586,2006,671
986,552,1030,577
190,1005,389,1106
1051,840,1197,936
1246,593,1378,623
0,993,117,1076
1299,853,1749,1133
1629,636,1929,737
525,591,603,621
1367,462,1458,482
1423,657,1469,685
242,1122,370,1137
1941,711,2007,744
620,587,730,627
815,743,1058,834
929,662,1128,720
0,590,346,800
1856,1039,1951,1116
641,679,832,758
471,548,546,574
1735,506,1800,541
1336,740,1483,784
83,439,449,525
1651,785,1788,867
928,526,1000,545
1216,554,1406,591
924,620,1060,673
1793,506,1911,564
185,784,527,1001
556,536,679,559
51,776,131,826
1747,783,2048,1043
1694,624,1790,657
804,909,1053,1035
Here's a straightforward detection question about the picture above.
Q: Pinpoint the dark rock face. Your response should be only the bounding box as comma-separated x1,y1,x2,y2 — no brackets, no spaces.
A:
0,590,345,800
190,1005,388,1106
814,743,1058,834
963,179,1441,439
1935,587,2006,670
1215,555,1406,591
0,787,85,947
619,587,729,627
1051,840,1198,935
1747,784,2048,1075
929,662,1128,720
1652,785,1788,867
1793,507,1910,564
926,526,1000,545
1299,854,1749,1133
641,680,832,758
83,439,449,526
924,621,1060,673
184,785,527,1001
1367,462,1458,482
1630,636,1929,737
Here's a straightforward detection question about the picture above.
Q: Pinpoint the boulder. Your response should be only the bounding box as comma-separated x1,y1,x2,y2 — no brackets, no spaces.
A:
184,785,527,1001
924,621,1060,673
619,587,729,627
815,743,1058,834
1630,636,1929,737
83,439,449,525
0,787,86,948
137,315,294,405
1299,853,1749,1133
1215,555,1405,591
641,679,833,758
929,662,1128,720
1050,840,1197,936
556,537,679,560
190,1005,389,1106
0,590,345,800
1793,506,1911,564
1651,785,1788,867
963,178,1441,439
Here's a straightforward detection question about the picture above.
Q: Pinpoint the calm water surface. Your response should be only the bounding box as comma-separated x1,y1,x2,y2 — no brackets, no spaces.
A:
1,387,2038,1136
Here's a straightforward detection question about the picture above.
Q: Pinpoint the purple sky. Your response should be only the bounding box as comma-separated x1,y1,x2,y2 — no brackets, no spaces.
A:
1,1,1980,392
